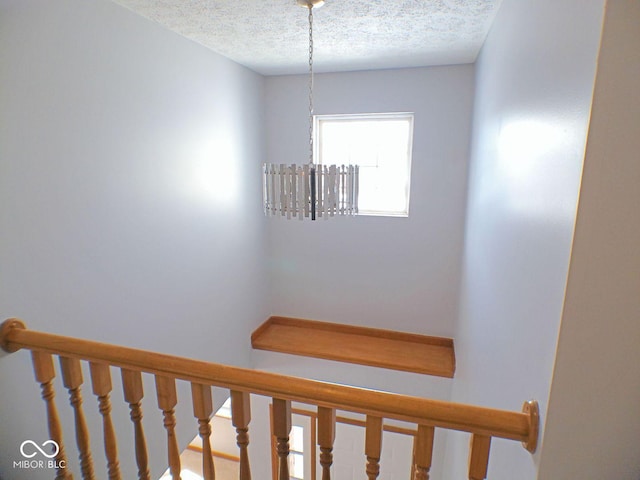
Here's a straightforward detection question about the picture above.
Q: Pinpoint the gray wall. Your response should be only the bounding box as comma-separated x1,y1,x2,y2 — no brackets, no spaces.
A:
0,0,267,478
2,0,624,478
259,65,475,478
265,66,475,340
540,1,640,477
444,0,605,478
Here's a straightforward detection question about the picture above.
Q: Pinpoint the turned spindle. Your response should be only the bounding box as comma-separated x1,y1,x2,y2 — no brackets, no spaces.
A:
365,415,383,480
89,362,120,480
317,407,336,480
468,434,492,480
155,375,181,480
89,362,121,480
60,356,95,480
31,351,71,480
121,369,150,480
231,391,252,480
272,398,292,480
191,383,215,480
413,425,434,480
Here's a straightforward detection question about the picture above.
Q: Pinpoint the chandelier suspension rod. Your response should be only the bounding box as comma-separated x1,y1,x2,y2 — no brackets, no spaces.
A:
262,0,358,222
308,5,314,166
307,5,317,219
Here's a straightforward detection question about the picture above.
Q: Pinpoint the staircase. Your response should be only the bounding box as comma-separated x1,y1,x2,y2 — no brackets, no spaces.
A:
0,318,538,480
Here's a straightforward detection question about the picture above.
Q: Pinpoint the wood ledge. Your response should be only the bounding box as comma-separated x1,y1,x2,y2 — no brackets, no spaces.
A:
251,316,455,378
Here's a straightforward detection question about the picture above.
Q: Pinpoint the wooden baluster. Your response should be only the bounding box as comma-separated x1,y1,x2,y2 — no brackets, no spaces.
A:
89,362,121,480
468,434,492,480
272,398,291,480
60,357,95,480
191,383,215,480
31,351,71,480
121,369,150,480
413,425,435,480
365,416,383,480
155,375,181,480
230,391,252,480
317,407,336,480
411,436,417,480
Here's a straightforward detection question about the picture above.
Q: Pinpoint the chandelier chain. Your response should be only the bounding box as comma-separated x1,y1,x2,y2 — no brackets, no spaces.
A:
262,1,359,221
308,5,314,165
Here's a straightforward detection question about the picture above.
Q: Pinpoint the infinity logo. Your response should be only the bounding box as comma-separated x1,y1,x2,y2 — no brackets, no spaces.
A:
20,440,59,459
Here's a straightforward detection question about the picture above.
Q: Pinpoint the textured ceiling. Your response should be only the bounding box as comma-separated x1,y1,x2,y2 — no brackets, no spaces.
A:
112,0,502,75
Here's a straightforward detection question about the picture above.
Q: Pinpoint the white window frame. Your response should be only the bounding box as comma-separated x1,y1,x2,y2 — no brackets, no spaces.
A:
314,112,414,217
288,425,305,480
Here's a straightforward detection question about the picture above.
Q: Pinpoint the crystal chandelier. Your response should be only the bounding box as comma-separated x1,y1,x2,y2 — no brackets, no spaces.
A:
263,0,359,220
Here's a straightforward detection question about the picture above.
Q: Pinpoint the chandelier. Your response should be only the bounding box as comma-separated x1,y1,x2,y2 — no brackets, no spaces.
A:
263,0,359,220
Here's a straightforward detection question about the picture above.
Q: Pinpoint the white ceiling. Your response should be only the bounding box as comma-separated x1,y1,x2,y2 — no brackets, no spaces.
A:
112,0,502,76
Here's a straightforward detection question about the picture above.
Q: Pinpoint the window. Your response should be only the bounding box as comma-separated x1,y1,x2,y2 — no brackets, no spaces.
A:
289,425,305,479
315,113,414,217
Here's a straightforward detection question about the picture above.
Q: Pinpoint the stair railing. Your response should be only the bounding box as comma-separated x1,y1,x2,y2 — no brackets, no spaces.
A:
0,318,538,480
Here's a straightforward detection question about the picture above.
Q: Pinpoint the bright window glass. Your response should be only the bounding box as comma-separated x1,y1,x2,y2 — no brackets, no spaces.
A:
289,425,305,479
315,113,414,217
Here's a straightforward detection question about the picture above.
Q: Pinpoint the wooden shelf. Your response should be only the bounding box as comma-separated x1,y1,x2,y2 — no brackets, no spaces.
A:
251,316,455,378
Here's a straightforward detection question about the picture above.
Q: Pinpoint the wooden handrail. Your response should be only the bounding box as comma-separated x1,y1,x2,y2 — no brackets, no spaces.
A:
0,319,538,451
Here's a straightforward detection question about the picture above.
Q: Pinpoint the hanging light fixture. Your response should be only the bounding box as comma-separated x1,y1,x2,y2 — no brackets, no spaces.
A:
263,0,359,220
